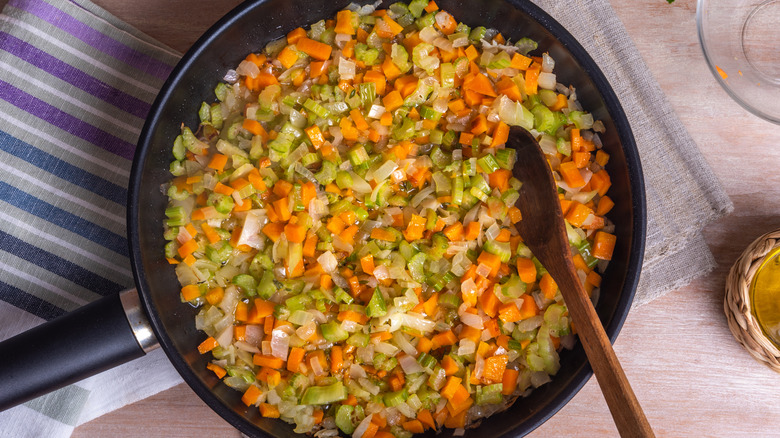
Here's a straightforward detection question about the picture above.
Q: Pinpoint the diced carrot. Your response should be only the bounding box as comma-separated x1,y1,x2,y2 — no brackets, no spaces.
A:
559,161,586,188
197,336,218,354
572,151,591,168
593,231,616,260
284,223,307,243
277,45,299,69
262,222,285,243
490,121,510,147
241,385,262,406
502,368,520,395
497,301,521,323
181,284,201,301
479,288,500,318
434,10,457,35
591,169,612,196
463,73,497,97
416,408,435,430
207,153,229,173
177,238,198,259
524,64,540,95
259,403,280,418
444,410,467,428
273,197,292,221
335,9,355,35
463,221,481,240
565,201,593,228
350,108,370,131
416,336,433,354
362,422,379,438
253,354,284,369
516,257,537,283
549,93,568,111
441,355,460,376
477,251,502,277
382,55,402,80
441,376,463,400
464,45,479,62
402,419,425,434
207,362,227,379
540,273,558,300
596,195,615,216
363,70,387,95
330,345,344,374
296,37,332,61
431,330,458,350
510,53,533,70
488,168,511,192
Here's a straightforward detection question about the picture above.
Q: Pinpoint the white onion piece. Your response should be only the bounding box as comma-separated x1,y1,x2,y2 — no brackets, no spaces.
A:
411,186,435,208
538,72,557,90
350,363,367,379
338,57,356,80
374,341,399,356
215,324,233,348
460,312,484,329
311,355,326,376
398,354,425,374
458,338,476,355
541,53,555,73
367,104,386,119
531,371,552,388
476,263,492,278
234,340,260,353
353,414,374,438
403,313,436,333
270,327,291,360
359,378,380,395
236,60,259,78
350,172,373,194
245,324,264,347
393,332,418,356
317,251,338,273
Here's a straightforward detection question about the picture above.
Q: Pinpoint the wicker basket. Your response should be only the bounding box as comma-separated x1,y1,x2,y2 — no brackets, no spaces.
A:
725,229,780,371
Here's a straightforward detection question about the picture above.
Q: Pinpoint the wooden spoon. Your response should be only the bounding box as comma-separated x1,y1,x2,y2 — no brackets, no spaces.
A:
508,127,654,437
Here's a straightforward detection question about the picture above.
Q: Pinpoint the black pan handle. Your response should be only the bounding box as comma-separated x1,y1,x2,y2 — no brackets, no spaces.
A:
0,289,157,411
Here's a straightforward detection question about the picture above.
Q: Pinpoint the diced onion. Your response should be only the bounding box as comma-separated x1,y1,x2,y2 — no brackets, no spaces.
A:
399,354,425,374
271,326,291,360
458,338,476,355
339,57,356,80
460,312,484,329
353,414,374,438
317,251,338,273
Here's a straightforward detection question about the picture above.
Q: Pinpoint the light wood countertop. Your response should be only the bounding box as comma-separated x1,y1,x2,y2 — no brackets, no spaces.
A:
66,0,780,436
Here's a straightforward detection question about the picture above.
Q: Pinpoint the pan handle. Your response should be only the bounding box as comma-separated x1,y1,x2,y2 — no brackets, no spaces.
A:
0,289,158,411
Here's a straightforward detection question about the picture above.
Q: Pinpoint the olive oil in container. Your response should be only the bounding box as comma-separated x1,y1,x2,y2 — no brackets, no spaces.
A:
751,247,780,348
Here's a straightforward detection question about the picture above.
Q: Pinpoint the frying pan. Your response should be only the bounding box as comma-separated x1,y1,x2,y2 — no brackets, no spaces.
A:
0,0,646,436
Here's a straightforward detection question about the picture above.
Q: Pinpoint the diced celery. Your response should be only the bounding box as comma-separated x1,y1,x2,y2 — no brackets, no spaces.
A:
383,388,409,407
484,240,512,263
366,288,387,318
301,382,348,405
321,321,349,342
476,383,504,405
257,270,276,299
347,332,369,347
335,405,356,434
232,274,257,296
408,0,428,17
315,160,337,185
477,153,500,174
515,37,538,55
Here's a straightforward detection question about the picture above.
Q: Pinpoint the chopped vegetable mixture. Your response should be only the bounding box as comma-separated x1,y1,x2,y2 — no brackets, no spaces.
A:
163,0,617,436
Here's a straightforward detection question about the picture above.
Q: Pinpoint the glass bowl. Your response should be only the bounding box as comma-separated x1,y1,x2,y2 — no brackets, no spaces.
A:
697,0,780,124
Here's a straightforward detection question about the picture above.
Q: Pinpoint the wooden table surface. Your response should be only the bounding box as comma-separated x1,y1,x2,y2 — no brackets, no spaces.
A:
62,0,780,436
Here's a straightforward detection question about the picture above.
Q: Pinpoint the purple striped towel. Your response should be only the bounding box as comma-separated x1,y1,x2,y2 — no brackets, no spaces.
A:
0,0,184,436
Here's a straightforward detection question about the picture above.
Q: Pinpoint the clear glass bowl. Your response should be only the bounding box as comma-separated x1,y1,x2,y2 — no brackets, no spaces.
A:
697,0,780,124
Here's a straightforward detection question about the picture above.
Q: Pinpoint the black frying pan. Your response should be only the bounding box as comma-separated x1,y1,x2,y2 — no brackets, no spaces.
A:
0,0,646,436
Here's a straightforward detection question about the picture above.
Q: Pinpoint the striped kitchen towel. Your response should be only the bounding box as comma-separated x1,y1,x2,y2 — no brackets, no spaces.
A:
0,0,184,436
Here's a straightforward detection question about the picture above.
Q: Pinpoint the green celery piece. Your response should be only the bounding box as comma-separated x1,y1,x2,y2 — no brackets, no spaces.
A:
300,382,348,405
335,405,356,434
257,270,276,299
366,288,387,318
383,388,409,407
408,0,427,17
476,383,504,405
407,253,426,283
320,321,349,342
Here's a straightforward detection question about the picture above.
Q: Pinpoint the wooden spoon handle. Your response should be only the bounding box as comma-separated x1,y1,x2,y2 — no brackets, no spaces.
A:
549,263,654,437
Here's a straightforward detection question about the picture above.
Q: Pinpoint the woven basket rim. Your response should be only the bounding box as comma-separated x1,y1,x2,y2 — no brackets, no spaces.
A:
725,229,780,371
